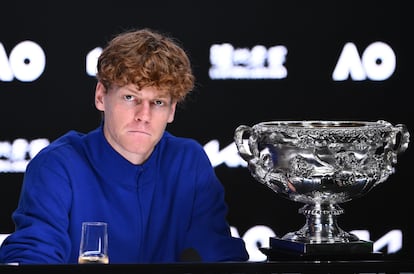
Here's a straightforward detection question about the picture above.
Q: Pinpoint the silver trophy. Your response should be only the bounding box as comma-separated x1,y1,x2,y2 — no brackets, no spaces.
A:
234,120,409,255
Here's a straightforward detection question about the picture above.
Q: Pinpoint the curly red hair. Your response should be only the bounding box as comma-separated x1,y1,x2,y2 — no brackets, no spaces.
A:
97,28,195,102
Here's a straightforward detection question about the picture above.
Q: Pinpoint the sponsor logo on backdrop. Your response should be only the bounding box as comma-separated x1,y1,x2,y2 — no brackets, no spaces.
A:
86,47,102,76
333,41,396,81
208,43,288,79
0,41,45,82
0,138,49,173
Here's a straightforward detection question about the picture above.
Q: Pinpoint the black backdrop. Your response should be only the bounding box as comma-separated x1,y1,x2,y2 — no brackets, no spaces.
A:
0,0,412,261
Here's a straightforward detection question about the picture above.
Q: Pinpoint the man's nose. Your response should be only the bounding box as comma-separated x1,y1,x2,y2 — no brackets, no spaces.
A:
134,102,151,122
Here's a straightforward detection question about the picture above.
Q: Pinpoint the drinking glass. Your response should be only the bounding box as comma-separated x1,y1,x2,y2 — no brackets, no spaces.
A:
78,221,109,264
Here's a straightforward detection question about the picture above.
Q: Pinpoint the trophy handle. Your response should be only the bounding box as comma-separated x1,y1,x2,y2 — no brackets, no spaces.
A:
234,125,256,161
392,124,410,154
234,125,290,193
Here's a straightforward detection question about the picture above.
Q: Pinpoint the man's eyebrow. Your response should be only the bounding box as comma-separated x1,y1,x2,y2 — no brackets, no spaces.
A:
156,94,170,99
124,88,170,100
123,86,140,93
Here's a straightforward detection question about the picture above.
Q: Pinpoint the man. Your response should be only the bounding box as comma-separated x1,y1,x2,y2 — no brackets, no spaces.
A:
0,28,249,264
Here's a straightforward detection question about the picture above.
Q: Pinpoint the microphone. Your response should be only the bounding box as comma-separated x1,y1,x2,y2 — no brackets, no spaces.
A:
179,248,202,262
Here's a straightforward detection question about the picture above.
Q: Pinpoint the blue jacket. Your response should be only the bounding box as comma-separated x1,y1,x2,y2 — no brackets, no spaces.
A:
0,126,248,264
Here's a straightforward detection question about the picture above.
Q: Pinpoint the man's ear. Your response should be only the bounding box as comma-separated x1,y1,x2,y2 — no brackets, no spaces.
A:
95,82,106,111
167,101,177,123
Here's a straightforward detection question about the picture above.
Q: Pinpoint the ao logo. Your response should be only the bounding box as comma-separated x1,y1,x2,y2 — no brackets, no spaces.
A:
332,41,396,81
0,41,45,82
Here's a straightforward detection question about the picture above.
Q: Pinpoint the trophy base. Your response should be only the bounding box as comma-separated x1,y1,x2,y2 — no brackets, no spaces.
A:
260,237,380,261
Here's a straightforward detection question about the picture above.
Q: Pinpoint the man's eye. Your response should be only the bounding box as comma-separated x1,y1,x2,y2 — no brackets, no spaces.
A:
124,95,134,101
153,100,164,106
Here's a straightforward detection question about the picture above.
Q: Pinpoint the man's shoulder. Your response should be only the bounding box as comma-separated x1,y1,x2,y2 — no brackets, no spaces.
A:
32,130,90,161
47,130,85,150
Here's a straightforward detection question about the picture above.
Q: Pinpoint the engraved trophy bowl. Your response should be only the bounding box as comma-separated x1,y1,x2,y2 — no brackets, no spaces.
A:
234,120,410,256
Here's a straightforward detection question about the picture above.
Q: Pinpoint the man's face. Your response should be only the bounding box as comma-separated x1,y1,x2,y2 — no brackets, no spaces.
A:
95,82,176,164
